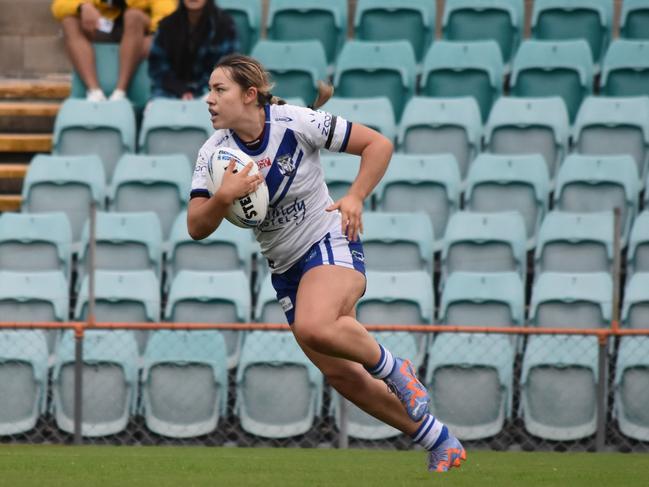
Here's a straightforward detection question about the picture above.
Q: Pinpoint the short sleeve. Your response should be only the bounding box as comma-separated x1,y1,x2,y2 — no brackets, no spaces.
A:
290,106,352,153
190,149,210,199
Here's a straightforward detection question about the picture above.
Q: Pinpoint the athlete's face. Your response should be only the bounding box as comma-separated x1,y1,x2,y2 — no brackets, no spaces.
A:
206,67,256,130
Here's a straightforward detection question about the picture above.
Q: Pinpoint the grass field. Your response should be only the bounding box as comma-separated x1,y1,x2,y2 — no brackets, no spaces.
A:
1,445,648,487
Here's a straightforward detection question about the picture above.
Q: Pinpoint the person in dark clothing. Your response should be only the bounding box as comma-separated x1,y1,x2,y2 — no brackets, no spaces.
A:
148,0,238,100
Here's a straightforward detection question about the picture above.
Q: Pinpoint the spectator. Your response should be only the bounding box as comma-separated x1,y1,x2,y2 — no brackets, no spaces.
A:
51,0,177,102
148,0,238,100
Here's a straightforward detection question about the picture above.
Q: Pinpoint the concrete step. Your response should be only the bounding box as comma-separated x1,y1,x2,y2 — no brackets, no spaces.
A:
0,133,52,153
0,79,70,100
0,163,28,179
0,101,60,117
0,195,21,212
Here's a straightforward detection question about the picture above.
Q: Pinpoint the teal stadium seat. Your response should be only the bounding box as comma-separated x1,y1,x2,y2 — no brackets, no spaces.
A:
426,333,515,440
139,99,214,173
628,212,649,279
600,40,649,97
109,154,191,241
70,43,150,111
465,153,550,249
322,97,396,143
218,0,262,54
442,0,524,65
484,96,569,179
361,212,434,274
440,272,525,328
251,40,328,106
53,330,139,437
573,96,649,180
0,212,72,277
398,97,482,180
53,99,136,183
376,154,461,247
320,153,363,205
442,211,527,281
254,274,285,324
528,272,612,329
78,212,163,288
531,0,613,64
615,336,649,441
142,330,228,438
622,273,649,328
165,270,250,369
553,154,640,245
334,40,417,121
236,331,323,438
535,211,614,276
510,40,594,122
0,330,49,435
266,0,347,64
620,0,649,39
420,40,504,121
521,335,599,440
21,154,106,248
354,0,436,62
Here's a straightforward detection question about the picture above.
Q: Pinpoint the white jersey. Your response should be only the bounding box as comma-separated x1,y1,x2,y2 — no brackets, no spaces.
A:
191,103,353,274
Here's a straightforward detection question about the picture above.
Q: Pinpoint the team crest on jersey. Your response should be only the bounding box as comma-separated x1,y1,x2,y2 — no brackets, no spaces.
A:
276,154,296,177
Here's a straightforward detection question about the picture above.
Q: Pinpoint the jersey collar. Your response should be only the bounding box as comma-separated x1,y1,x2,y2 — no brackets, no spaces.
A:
230,104,271,157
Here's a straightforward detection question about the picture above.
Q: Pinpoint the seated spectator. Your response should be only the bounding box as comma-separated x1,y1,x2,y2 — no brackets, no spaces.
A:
51,0,177,102
148,0,238,100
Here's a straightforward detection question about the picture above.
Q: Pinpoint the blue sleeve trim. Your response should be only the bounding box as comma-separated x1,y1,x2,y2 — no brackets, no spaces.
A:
190,189,210,199
340,122,352,153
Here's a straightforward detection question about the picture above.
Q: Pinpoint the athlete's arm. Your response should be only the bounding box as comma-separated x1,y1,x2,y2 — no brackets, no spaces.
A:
326,123,393,242
187,160,263,240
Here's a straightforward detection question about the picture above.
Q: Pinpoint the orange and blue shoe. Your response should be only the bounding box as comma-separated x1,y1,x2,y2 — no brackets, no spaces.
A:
384,357,430,422
427,433,467,472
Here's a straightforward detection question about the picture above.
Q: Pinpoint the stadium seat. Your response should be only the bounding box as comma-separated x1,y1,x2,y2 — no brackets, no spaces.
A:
353,0,435,62
628,212,649,279
0,212,72,277
251,40,328,105
52,99,136,183
322,97,397,143
441,211,527,281
622,273,649,328
167,210,255,289
109,154,191,241
142,330,228,438
53,330,139,437
426,333,515,440
165,270,251,369
333,40,417,120
620,0,649,39
484,96,569,179
320,153,363,205
75,270,160,353
535,211,614,276
139,99,213,172
600,40,649,97
70,43,150,111
236,331,323,438
420,40,504,121
441,0,524,65
218,0,262,54
573,96,649,180
266,0,348,63
254,274,285,324
465,153,550,249
531,0,613,64
521,335,599,440
77,212,163,288
440,272,525,328
361,212,434,274
0,330,49,435
0,270,68,353
397,97,482,180
553,154,640,246
375,154,461,247
614,336,649,441
510,40,594,122
528,272,612,329
21,154,106,248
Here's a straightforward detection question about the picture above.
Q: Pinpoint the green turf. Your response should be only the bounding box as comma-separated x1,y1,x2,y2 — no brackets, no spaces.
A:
0,446,648,487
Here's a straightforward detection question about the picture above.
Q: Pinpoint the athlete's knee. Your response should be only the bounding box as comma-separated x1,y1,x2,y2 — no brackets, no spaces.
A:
293,317,334,352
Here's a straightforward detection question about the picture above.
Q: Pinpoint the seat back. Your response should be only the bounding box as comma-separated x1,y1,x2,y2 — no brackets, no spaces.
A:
218,0,262,54
601,40,649,96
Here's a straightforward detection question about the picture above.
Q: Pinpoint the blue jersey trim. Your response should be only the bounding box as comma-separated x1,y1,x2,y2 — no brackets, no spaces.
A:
190,189,210,199
265,129,299,202
271,149,304,208
340,122,352,152
231,104,271,156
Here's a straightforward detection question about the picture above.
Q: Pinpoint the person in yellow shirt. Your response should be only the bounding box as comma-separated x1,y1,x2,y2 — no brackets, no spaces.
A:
51,0,177,101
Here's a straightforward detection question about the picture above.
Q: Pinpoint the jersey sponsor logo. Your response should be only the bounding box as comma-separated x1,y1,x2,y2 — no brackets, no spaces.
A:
237,194,258,220
310,111,332,137
259,198,306,232
212,134,230,147
274,116,293,122
276,154,297,177
351,249,365,262
256,157,272,170
279,296,293,312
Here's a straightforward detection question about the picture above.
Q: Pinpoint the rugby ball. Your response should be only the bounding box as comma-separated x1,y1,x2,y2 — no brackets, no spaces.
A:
206,147,269,228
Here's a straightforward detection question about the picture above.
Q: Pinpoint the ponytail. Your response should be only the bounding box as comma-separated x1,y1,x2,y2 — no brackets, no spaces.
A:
309,80,334,110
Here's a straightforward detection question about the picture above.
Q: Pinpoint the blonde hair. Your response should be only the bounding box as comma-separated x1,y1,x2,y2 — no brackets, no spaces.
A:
215,54,334,109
